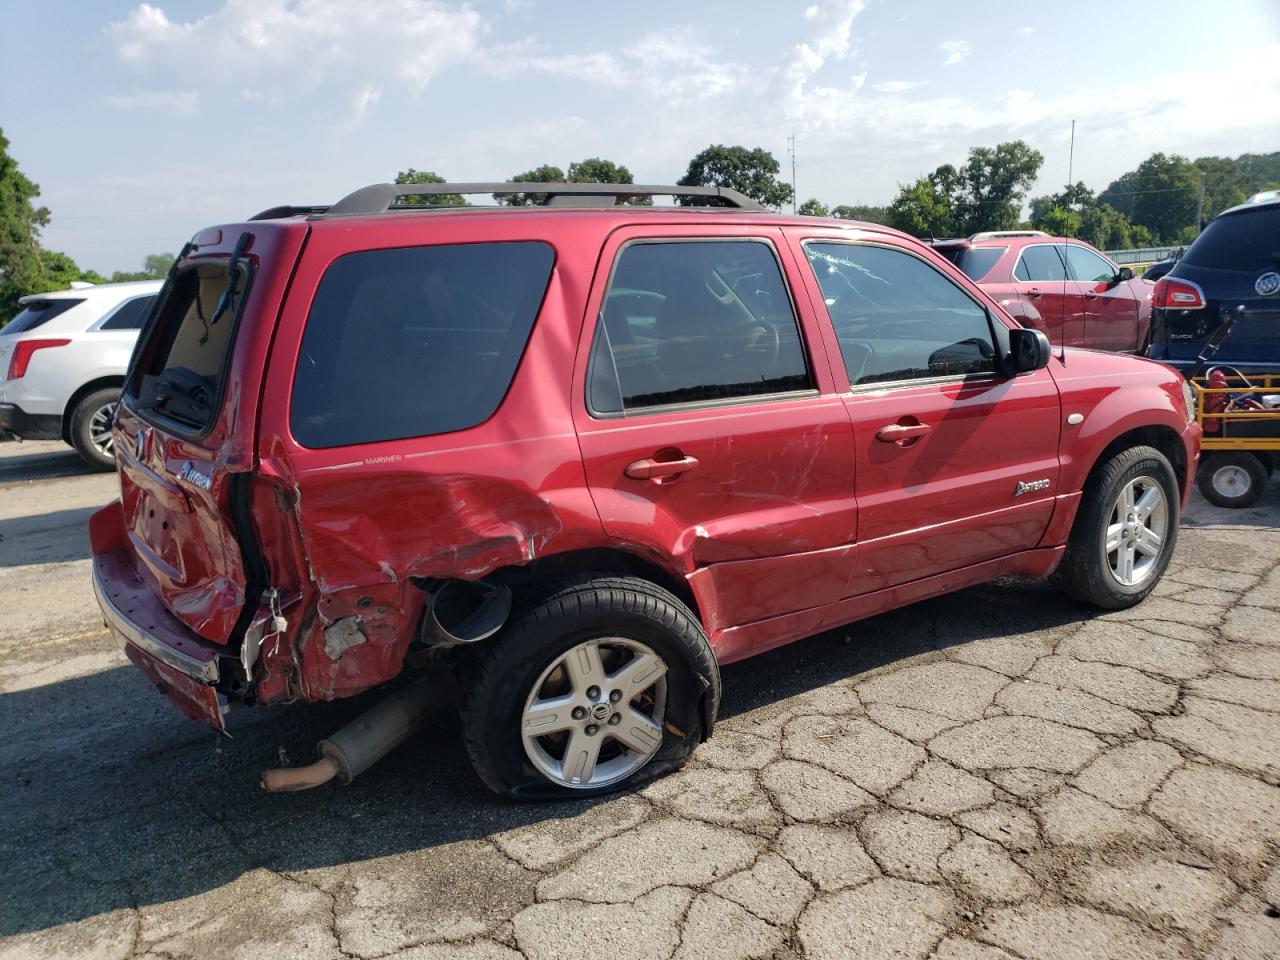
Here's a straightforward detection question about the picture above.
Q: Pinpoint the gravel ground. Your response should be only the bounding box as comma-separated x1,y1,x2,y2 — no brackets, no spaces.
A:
2,438,1279,960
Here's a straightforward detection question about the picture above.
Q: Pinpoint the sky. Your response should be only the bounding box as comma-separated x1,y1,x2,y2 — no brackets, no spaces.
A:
1,0,1278,274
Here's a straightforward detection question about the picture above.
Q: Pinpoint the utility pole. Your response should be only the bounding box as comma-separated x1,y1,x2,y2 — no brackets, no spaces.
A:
1196,171,1206,234
787,133,797,214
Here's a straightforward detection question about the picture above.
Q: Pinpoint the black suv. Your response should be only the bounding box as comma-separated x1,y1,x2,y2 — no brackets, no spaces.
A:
1146,193,1280,373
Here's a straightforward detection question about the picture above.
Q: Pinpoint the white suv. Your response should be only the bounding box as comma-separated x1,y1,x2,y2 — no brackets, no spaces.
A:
0,280,162,469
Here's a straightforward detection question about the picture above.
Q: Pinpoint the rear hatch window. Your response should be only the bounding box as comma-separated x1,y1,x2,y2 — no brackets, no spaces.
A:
1182,206,1280,273
128,263,242,432
3,298,83,335
937,246,1006,282
291,241,554,448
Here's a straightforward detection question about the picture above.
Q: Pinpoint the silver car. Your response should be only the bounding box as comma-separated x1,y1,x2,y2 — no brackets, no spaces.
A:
0,280,162,469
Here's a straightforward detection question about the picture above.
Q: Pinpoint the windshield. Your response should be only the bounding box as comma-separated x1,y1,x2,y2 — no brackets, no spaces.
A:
2,298,83,335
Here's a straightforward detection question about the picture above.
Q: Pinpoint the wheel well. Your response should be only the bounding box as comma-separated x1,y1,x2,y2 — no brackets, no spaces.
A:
503,547,702,625
1090,425,1187,494
61,376,125,442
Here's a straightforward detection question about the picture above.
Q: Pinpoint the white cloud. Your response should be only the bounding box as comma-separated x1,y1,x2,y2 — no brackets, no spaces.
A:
492,28,750,104
105,0,487,120
783,0,866,98
108,88,199,114
871,79,926,94
939,39,972,66
1019,26,1035,36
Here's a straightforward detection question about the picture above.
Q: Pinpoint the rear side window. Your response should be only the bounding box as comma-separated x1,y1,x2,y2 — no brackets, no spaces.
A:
99,295,157,331
291,241,554,448
805,242,997,386
1183,207,1280,271
1013,245,1067,282
129,264,238,431
587,240,812,415
938,246,1005,281
1063,245,1116,282
2,298,83,335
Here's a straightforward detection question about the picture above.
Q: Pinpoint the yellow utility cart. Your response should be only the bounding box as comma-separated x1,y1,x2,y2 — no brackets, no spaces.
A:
1191,369,1280,507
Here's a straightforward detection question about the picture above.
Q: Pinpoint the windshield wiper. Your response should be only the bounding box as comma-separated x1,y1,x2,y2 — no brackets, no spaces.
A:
197,230,252,345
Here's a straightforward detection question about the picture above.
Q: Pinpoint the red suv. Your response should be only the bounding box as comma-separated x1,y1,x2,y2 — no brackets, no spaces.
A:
933,231,1153,353
90,183,1199,798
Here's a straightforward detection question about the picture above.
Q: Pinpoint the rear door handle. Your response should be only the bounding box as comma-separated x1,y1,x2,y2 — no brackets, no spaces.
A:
875,423,932,443
624,455,699,480
1026,288,1043,299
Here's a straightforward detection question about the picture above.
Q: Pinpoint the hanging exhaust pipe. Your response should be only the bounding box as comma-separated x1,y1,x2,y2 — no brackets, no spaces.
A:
261,677,438,792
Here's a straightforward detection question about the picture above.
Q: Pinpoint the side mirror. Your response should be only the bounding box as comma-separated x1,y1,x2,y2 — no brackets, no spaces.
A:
1116,266,1134,282
1008,327,1052,373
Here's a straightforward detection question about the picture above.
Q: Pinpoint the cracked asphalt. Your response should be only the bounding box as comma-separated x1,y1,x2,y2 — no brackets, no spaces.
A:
3,438,1280,960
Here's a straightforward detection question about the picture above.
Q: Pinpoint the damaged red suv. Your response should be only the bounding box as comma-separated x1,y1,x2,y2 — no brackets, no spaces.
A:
91,182,1199,798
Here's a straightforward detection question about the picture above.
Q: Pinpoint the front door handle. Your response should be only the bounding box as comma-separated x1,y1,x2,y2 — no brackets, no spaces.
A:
624,454,699,480
1084,293,1099,300
876,422,932,443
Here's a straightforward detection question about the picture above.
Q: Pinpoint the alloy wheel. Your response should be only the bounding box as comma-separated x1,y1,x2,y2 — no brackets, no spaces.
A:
1104,475,1169,587
521,637,668,789
89,402,117,458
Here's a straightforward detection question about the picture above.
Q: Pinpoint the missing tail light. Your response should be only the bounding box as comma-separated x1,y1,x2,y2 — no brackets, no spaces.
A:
1151,277,1205,310
7,338,72,380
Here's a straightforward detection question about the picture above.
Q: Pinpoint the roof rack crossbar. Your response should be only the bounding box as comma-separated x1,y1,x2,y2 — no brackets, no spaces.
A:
320,182,765,217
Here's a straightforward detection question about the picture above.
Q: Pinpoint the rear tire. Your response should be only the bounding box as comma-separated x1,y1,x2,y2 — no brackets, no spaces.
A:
1058,445,1179,609
460,575,718,799
69,388,121,471
1197,451,1267,509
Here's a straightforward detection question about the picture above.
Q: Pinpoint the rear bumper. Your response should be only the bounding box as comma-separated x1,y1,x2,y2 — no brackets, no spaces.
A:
0,402,61,441
92,542,229,732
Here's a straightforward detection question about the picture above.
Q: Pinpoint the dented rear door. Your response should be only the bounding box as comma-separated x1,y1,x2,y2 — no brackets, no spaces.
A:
253,216,605,702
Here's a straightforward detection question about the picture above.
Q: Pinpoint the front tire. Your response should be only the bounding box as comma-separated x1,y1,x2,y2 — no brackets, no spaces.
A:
69,388,121,471
1058,445,1179,609
460,575,718,799
1197,451,1267,509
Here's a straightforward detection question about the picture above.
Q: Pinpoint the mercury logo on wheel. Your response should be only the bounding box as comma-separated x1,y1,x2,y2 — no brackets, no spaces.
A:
1256,272,1280,297
589,702,611,722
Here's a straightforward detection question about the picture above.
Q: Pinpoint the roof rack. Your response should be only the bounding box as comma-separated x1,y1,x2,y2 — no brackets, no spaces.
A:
969,230,1050,241
302,182,766,218
249,204,331,221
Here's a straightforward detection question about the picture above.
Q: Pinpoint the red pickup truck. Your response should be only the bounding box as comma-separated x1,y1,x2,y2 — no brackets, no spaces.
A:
90,183,1199,798
933,231,1153,353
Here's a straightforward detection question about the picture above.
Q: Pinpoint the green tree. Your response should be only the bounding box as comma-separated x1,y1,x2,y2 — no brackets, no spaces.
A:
1191,156,1250,223
887,141,1042,238
0,128,98,324
953,140,1044,234
797,198,829,217
831,204,890,224
566,157,651,205
497,164,567,206
109,252,177,283
1037,206,1082,238
394,168,467,206
1100,153,1199,243
887,170,957,238
0,127,53,323
676,145,794,210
